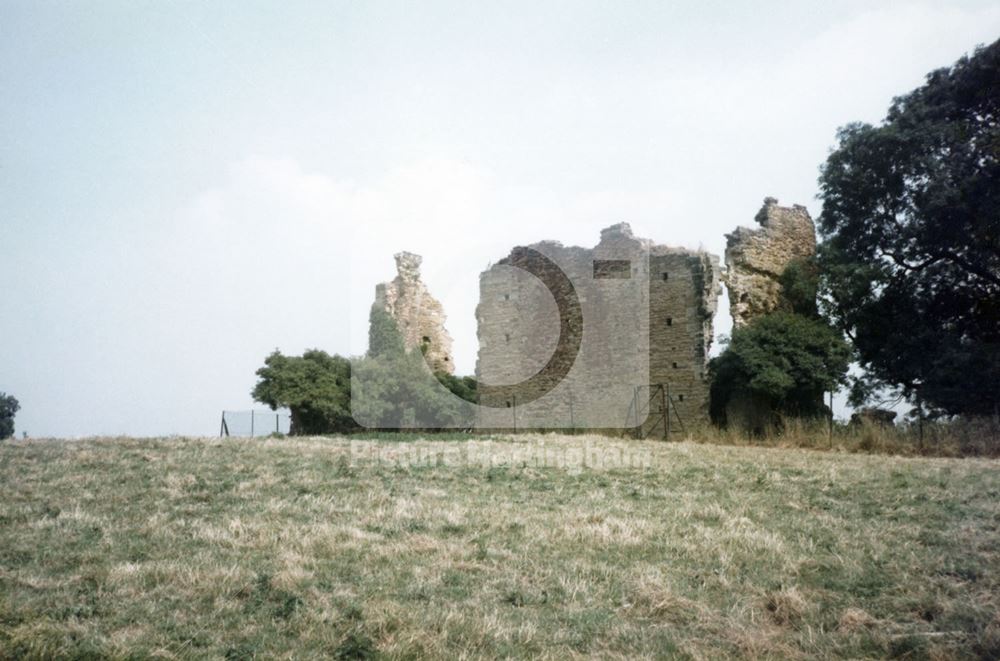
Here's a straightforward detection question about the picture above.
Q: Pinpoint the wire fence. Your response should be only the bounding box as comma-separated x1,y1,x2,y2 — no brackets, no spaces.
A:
220,410,291,437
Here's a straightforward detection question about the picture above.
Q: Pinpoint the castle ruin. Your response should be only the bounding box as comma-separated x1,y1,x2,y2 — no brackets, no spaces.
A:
366,198,817,430
372,251,454,374
475,223,721,430
725,197,817,327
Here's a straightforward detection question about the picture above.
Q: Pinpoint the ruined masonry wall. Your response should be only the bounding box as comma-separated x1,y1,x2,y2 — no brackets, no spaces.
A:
648,248,721,426
366,196,814,430
476,224,721,428
725,197,817,328
373,251,454,374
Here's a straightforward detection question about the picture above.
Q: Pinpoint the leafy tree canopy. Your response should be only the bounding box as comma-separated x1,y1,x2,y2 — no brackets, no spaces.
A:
350,349,469,429
777,257,820,318
435,373,478,404
0,392,19,440
817,39,1000,416
252,349,355,435
353,311,475,428
368,307,406,359
710,312,851,427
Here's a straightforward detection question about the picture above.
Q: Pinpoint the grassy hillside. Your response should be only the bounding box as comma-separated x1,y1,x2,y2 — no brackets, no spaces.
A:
1,435,998,659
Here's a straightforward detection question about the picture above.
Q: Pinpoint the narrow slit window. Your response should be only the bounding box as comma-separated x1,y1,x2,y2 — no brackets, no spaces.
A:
666,317,673,327
662,272,669,281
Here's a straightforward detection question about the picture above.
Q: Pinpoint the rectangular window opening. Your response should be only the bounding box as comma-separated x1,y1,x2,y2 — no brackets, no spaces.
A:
593,259,632,279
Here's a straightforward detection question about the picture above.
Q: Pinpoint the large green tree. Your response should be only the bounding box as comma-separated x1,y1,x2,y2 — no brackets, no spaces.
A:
0,392,19,440
252,350,355,435
817,39,1000,416
709,312,851,431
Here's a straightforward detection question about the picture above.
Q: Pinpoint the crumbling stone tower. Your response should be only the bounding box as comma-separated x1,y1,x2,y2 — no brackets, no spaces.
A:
725,197,817,327
373,251,454,374
648,242,721,425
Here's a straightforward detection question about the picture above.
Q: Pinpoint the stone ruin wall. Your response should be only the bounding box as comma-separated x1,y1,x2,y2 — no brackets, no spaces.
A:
725,197,817,328
648,247,721,428
365,197,814,431
475,223,721,429
373,251,454,374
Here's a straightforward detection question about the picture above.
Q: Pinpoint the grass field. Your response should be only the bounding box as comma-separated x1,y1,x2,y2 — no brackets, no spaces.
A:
1,435,999,659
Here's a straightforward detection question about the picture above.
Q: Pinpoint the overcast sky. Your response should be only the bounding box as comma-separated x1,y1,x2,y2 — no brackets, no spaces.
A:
3,1,998,437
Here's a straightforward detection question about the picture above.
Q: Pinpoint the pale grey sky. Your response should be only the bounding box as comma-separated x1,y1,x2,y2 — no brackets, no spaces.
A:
3,1,998,436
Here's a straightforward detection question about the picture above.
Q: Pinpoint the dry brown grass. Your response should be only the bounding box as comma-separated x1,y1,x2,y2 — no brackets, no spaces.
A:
1,434,998,659
686,415,1000,458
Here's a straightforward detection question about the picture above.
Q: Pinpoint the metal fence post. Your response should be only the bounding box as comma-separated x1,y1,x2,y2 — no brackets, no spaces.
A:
568,386,575,433
664,384,670,441
829,391,834,448
512,395,517,433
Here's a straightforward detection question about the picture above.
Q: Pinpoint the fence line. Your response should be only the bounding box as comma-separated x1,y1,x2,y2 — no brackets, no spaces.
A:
220,410,291,437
